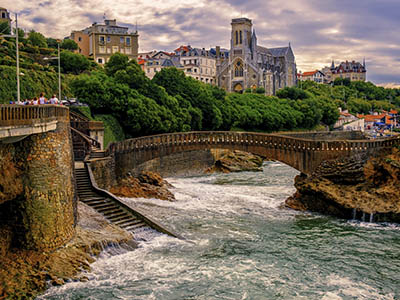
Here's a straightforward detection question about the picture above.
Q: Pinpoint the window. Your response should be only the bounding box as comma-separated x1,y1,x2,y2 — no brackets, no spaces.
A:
120,37,124,44
99,35,105,44
99,46,106,54
240,31,242,44
78,37,82,42
107,36,111,43
234,60,244,77
126,37,131,46
107,48,111,54
235,31,238,45
125,47,131,54
97,58,103,64
112,46,119,53
1,12,5,18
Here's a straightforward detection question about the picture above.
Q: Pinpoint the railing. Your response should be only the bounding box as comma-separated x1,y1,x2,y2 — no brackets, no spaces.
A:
0,105,69,126
108,131,400,154
71,127,101,161
70,111,104,135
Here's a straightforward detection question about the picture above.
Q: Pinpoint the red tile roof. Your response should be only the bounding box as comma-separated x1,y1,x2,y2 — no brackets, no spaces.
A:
301,70,318,76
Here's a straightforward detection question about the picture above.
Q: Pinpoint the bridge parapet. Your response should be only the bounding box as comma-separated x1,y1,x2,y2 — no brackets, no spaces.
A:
0,105,69,126
105,131,400,176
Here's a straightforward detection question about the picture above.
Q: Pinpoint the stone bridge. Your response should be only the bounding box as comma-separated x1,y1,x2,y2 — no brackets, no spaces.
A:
106,131,400,176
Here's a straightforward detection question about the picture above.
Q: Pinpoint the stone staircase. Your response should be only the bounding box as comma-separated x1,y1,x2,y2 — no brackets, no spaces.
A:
75,165,162,240
89,150,106,159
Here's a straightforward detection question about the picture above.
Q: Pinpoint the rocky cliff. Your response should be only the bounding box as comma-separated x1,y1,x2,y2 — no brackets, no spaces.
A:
206,149,264,173
286,147,400,223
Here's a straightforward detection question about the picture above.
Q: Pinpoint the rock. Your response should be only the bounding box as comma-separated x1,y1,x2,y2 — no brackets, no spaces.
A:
285,147,400,222
110,172,175,201
206,150,264,173
0,202,135,299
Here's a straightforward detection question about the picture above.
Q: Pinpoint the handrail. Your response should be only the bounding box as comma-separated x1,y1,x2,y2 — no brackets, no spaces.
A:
70,127,101,149
0,104,69,126
106,131,399,155
85,161,184,240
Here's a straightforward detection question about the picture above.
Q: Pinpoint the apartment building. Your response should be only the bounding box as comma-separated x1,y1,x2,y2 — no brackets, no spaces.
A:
70,19,138,64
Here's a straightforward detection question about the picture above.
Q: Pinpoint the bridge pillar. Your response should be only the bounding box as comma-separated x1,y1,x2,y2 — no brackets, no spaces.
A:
0,118,75,251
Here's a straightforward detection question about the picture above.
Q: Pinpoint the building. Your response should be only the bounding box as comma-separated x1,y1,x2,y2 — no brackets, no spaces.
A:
70,19,139,64
0,7,11,29
174,45,217,84
216,18,297,95
142,51,181,79
297,70,325,83
323,60,366,83
334,110,364,131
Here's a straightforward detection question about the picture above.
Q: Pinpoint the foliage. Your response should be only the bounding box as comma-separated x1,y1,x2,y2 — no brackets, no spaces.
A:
60,51,90,74
46,38,59,49
27,31,47,48
0,22,10,35
60,39,78,51
94,114,126,147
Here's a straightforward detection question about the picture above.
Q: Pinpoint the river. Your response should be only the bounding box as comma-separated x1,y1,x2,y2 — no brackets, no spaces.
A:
39,162,400,299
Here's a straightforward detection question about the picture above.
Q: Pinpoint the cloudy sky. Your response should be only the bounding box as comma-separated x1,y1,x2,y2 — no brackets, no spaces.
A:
4,0,400,86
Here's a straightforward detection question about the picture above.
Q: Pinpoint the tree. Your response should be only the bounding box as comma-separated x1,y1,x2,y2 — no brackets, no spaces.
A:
105,53,129,76
60,39,78,51
276,87,310,100
60,51,90,74
0,22,10,35
27,31,47,48
46,38,59,49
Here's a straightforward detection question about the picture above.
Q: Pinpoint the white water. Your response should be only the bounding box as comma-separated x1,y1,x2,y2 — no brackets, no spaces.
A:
38,162,400,300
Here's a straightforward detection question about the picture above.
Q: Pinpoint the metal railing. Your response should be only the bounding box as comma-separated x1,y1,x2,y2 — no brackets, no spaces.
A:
0,105,69,126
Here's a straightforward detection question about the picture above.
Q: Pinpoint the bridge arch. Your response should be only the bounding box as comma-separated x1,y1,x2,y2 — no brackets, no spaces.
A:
105,131,399,177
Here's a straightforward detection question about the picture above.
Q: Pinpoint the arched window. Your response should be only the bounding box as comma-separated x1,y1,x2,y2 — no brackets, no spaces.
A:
235,31,238,45
234,60,244,77
240,31,242,44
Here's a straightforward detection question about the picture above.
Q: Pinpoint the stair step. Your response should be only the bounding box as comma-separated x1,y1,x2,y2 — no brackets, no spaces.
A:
118,219,142,227
82,200,109,207
105,210,129,219
82,197,106,201
124,222,148,231
92,202,115,210
101,208,123,215
108,213,131,222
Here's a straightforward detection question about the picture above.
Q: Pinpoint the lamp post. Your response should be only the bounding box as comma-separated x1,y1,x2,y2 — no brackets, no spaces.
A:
44,42,61,101
1,13,20,102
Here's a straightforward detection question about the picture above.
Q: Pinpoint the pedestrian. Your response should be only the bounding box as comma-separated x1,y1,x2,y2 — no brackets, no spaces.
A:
32,97,38,105
49,94,58,104
39,92,46,105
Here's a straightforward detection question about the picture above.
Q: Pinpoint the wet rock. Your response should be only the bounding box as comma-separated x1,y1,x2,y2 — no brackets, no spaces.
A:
285,147,400,222
111,172,175,201
0,202,135,299
206,150,264,173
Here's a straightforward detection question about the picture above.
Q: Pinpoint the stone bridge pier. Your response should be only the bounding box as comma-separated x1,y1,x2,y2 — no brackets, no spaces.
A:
0,105,75,251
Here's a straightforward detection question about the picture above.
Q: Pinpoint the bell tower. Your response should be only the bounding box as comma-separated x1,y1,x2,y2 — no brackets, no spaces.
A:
231,18,253,60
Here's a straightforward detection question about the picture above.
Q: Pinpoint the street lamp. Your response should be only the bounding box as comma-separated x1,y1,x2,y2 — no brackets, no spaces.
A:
43,43,61,101
1,13,20,102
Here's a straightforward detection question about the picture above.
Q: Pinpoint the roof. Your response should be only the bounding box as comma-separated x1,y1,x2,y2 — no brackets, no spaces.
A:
362,114,386,122
256,46,271,55
269,47,289,57
174,45,191,53
389,109,398,114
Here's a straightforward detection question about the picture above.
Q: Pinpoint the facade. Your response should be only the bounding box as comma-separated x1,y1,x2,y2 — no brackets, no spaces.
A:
297,70,325,83
70,19,139,64
324,60,367,83
216,18,297,95
175,46,217,84
0,7,11,29
142,51,182,79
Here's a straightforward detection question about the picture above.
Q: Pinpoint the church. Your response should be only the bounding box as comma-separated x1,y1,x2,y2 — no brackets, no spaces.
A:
216,18,297,95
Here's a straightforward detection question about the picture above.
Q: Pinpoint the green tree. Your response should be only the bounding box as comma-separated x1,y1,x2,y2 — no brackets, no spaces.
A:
0,22,10,35
60,51,90,74
105,52,129,76
60,39,78,51
27,31,47,48
46,38,59,49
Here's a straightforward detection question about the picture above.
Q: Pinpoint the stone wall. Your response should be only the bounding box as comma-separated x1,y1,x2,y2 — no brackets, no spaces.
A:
0,119,75,251
89,157,116,190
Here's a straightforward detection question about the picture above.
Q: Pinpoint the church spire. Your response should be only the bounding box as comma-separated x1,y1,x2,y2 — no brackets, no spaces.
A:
363,57,366,68
331,59,335,69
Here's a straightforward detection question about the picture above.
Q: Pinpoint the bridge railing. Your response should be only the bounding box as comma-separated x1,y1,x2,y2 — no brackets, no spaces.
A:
0,105,69,126
106,131,400,155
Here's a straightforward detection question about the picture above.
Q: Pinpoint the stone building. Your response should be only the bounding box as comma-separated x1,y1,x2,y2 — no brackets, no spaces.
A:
70,19,139,64
216,18,297,95
323,60,367,83
175,45,217,85
0,7,11,29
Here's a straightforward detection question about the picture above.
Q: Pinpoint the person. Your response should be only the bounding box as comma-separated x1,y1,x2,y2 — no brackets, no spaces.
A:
39,92,46,105
49,94,58,105
32,97,38,105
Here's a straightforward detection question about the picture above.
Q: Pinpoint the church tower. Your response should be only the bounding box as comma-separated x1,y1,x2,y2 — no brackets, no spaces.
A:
230,18,254,92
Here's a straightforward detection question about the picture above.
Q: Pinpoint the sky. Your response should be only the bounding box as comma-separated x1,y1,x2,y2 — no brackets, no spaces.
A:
3,0,400,86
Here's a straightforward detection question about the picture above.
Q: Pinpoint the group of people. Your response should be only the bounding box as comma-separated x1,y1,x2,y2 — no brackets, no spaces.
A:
10,93,61,105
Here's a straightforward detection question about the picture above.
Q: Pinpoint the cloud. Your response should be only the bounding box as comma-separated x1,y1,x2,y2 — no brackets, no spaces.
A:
2,0,399,85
